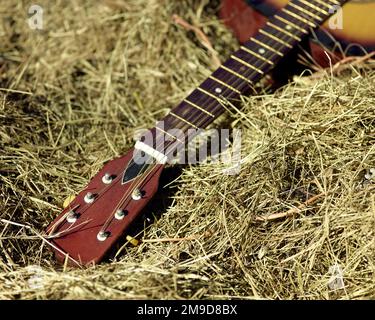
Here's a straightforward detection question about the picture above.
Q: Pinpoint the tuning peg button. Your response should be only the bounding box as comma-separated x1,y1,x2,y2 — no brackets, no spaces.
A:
66,210,78,223
131,188,142,200
102,173,113,184
97,231,110,242
115,209,127,220
84,192,95,204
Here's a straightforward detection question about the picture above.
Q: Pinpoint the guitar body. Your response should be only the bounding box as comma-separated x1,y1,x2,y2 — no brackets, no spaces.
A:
220,0,375,67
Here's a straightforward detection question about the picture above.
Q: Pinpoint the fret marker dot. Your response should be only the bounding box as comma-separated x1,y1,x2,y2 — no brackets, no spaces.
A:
215,87,222,94
258,48,266,55
286,25,292,31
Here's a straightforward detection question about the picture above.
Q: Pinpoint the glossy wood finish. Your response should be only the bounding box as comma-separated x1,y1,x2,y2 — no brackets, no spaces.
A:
46,0,348,266
48,148,164,266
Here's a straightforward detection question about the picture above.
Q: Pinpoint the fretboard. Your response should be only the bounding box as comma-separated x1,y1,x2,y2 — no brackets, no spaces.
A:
143,0,348,155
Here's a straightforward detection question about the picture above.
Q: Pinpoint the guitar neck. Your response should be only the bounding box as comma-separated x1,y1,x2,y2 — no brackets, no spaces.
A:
143,0,348,155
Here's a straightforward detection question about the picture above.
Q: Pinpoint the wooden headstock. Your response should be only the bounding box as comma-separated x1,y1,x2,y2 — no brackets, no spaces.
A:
46,148,165,266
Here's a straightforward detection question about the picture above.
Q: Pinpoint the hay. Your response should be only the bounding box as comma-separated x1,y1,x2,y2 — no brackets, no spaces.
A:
0,0,374,299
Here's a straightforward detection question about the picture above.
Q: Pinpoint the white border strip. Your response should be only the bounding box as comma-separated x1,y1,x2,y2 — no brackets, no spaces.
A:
134,141,168,164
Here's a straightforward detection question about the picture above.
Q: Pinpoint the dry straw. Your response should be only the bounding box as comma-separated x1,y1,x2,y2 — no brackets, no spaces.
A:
0,0,374,299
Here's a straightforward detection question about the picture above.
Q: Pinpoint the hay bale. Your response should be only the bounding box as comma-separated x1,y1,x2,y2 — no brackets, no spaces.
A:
0,0,374,299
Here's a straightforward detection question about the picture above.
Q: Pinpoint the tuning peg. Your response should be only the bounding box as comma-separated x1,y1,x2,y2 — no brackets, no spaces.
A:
131,188,142,200
66,210,79,223
84,192,95,204
97,231,110,242
115,209,127,220
102,173,113,184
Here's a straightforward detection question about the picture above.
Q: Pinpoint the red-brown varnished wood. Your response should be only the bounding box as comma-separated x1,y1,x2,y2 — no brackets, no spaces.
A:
220,0,268,43
48,148,164,266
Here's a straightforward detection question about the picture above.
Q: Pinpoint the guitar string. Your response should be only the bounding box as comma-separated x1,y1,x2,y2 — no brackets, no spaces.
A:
65,0,332,235
184,0,345,132
96,0,336,234
77,0,335,236
150,0,340,148
52,0,336,237
151,0,333,137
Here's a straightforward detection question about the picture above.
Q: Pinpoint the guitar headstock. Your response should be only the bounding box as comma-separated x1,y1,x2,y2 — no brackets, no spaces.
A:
46,147,165,266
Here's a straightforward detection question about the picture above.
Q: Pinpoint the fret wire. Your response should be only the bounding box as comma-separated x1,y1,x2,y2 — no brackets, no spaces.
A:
230,55,265,74
155,126,184,143
289,2,322,20
259,29,293,48
165,15,301,132
282,8,317,28
197,87,227,105
298,0,329,15
186,0,346,132
313,0,337,9
209,58,261,95
183,98,215,117
211,63,256,94
240,46,274,65
223,7,313,94
274,14,309,34
209,75,241,94
179,19,304,130
229,51,269,78
220,65,254,85
169,111,198,129
250,37,284,56
141,2,349,160
158,0,342,137
275,8,318,38
266,21,301,41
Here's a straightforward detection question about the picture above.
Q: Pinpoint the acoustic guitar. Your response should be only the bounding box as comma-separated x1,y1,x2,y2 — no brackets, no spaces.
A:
46,0,359,266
